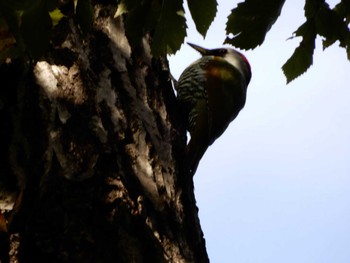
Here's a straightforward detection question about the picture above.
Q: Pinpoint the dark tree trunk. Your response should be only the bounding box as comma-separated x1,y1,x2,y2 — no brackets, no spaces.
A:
0,3,209,263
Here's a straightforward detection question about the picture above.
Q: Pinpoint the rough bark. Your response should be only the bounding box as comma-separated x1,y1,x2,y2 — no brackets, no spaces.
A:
0,3,208,263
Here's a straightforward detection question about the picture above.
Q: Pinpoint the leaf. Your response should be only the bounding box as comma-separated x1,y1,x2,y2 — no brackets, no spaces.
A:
21,1,52,59
316,3,350,50
151,0,187,56
304,0,324,19
124,1,153,47
115,1,128,18
283,0,350,83
123,0,164,49
187,0,217,37
122,0,186,56
316,4,341,37
225,0,285,50
49,8,65,27
334,0,350,21
282,21,316,83
75,0,93,35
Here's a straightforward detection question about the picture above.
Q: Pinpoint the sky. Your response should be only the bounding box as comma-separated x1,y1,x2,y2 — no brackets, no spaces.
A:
168,1,350,263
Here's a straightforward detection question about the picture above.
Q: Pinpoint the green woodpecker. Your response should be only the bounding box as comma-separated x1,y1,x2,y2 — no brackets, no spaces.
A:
177,43,251,175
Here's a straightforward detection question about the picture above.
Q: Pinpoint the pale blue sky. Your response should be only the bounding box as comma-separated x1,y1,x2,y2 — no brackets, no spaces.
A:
169,1,350,262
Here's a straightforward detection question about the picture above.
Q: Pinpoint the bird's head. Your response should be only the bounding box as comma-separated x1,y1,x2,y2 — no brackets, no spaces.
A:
188,42,251,85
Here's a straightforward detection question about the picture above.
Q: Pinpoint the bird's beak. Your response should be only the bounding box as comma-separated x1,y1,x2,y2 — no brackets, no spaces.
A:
187,42,210,55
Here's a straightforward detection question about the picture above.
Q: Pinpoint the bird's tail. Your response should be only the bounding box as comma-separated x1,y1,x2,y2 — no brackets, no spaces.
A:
186,138,209,176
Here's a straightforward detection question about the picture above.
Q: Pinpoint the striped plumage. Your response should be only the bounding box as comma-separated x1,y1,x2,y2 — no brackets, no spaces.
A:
177,43,251,175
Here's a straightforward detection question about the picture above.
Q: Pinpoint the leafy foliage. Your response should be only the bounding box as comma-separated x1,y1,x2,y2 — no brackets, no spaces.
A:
0,0,88,61
117,0,217,55
0,0,217,60
282,0,350,82
225,0,286,49
151,0,187,56
117,0,187,56
225,0,350,82
0,0,349,83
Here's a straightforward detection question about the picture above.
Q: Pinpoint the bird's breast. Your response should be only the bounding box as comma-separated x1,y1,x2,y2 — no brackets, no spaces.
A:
203,58,247,140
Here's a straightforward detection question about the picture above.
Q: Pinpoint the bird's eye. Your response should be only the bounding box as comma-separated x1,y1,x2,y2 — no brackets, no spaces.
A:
211,48,228,57
212,48,227,57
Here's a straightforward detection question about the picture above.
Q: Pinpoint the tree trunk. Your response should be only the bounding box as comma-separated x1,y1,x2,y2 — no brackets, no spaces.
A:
0,3,209,263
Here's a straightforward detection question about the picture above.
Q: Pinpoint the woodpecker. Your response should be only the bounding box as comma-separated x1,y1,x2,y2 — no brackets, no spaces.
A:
176,43,251,175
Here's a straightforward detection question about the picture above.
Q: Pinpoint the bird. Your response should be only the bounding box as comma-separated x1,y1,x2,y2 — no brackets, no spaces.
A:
176,43,251,175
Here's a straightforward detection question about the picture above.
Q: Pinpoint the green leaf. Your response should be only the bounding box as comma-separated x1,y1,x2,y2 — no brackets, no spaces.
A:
334,0,350,20
317,3,350,50
124,1,153,47
115,1,128,18
225,0,285,50
316,4,342,37
304,0,324,19
282,21,316,83
49,8,65,26
122,0,186,55
76,0,93,35
151,0,187,56
21,1,52,59
187,0,217,37
123,0,164,49
303,0,350,53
